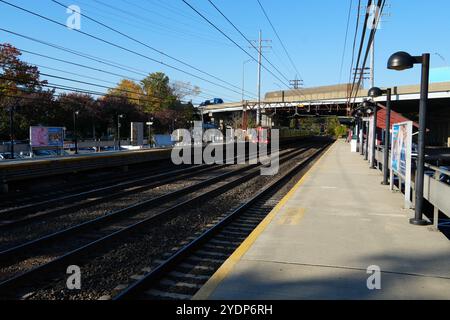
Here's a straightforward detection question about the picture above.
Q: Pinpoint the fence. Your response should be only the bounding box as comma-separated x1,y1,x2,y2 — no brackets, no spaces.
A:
372,144,450,229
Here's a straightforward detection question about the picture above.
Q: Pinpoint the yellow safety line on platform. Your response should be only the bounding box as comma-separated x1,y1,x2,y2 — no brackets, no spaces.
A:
192,140,337,300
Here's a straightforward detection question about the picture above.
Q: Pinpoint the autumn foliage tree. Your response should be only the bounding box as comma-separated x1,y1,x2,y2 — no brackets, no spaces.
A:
0,43,200,141
0,43,51,140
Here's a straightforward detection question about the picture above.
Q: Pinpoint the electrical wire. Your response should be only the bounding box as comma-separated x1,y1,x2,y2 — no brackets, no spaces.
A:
182,0,290,88
256,0,303,81
347,0,372,107
206,0,291,86
0,31,237,101
51,0,255,98
338,0,354,84
0,0,256,99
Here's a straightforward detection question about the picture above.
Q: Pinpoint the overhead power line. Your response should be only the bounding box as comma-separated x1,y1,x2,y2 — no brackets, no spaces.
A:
349,0,385,107
0,43,232,104
0,0,255,99
256,0,303,81
182,0,291,88
50,0,255,98
0,75,200,105
339,0,354,84
347,0,372,108
206,0,290,85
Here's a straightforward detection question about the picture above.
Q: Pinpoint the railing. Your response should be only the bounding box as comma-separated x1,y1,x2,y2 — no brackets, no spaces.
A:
372,143,450,229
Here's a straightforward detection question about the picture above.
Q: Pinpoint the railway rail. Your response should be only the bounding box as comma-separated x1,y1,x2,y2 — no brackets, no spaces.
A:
114,144,329,300
0,140,331,300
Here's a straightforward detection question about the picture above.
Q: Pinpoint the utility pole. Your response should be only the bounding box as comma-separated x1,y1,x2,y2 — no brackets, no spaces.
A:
257,30,262,126
360,2,390,88
250,30,271,126
370,39,375,88
352,67,370,89
289,79,304,89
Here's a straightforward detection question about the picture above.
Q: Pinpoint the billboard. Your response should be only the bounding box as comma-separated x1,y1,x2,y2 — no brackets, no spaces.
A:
30,126,65,148
390,121,413,208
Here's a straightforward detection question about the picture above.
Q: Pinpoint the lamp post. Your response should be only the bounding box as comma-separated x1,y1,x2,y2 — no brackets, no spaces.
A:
368,87,392,184
361,100,374,161
73,110,79,154
8,103,15,159
8,85,27,159
355,109,364,155
146,118,153,148
388,51,429,226
117,114,124,150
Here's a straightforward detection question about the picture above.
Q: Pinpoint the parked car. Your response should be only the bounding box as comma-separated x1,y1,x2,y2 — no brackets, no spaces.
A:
32,149,58,157
78,147,97,154
0,152,26,160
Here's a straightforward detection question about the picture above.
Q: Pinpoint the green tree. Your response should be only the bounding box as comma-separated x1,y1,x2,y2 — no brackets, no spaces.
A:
141,72,176,113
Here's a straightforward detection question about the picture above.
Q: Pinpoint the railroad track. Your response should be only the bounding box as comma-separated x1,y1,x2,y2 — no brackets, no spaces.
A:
0,144,294,231
0,163,225,229
0,144,314,299
0,161,179,209
113,143,330,300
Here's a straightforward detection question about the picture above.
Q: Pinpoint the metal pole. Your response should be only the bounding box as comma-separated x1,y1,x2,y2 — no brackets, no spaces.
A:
370,104,378,168
370,39,375,89
382,88,391,185
360,118,364,155
411,54,430,226
117,115,121,150
9,104,14,159
257,30,262,126
364,120,369,160
73,111,78,155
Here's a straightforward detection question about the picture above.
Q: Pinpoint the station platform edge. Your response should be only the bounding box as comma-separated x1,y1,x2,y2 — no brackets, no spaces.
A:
194,140,450,300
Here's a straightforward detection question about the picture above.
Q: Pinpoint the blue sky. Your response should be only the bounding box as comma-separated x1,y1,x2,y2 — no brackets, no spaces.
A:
1,0,450,103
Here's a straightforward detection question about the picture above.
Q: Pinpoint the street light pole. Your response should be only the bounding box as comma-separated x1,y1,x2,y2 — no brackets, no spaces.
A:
368,86,392,184
414,54,430,225
73,110,79,154
360,116,364,156
146,118,153,148
117,114,124,150
383,88,392,184
9,104,15,159
370,103,378,169
360,100,374,161
387,51,430,226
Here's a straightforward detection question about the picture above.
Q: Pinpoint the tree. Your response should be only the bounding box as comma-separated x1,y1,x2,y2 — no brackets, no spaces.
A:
141,72,176,113
171,81,201,100
0,43,50,140
57,93,99,139
107,79,143,106
0,43,46,97
97,94,146,139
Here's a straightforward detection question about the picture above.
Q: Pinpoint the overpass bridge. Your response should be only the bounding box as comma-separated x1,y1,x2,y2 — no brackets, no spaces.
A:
202,81,450,146
203,82,450,115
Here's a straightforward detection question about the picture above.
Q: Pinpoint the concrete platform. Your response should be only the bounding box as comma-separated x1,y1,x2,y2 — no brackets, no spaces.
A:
194,140,450,300
0,148,171,186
